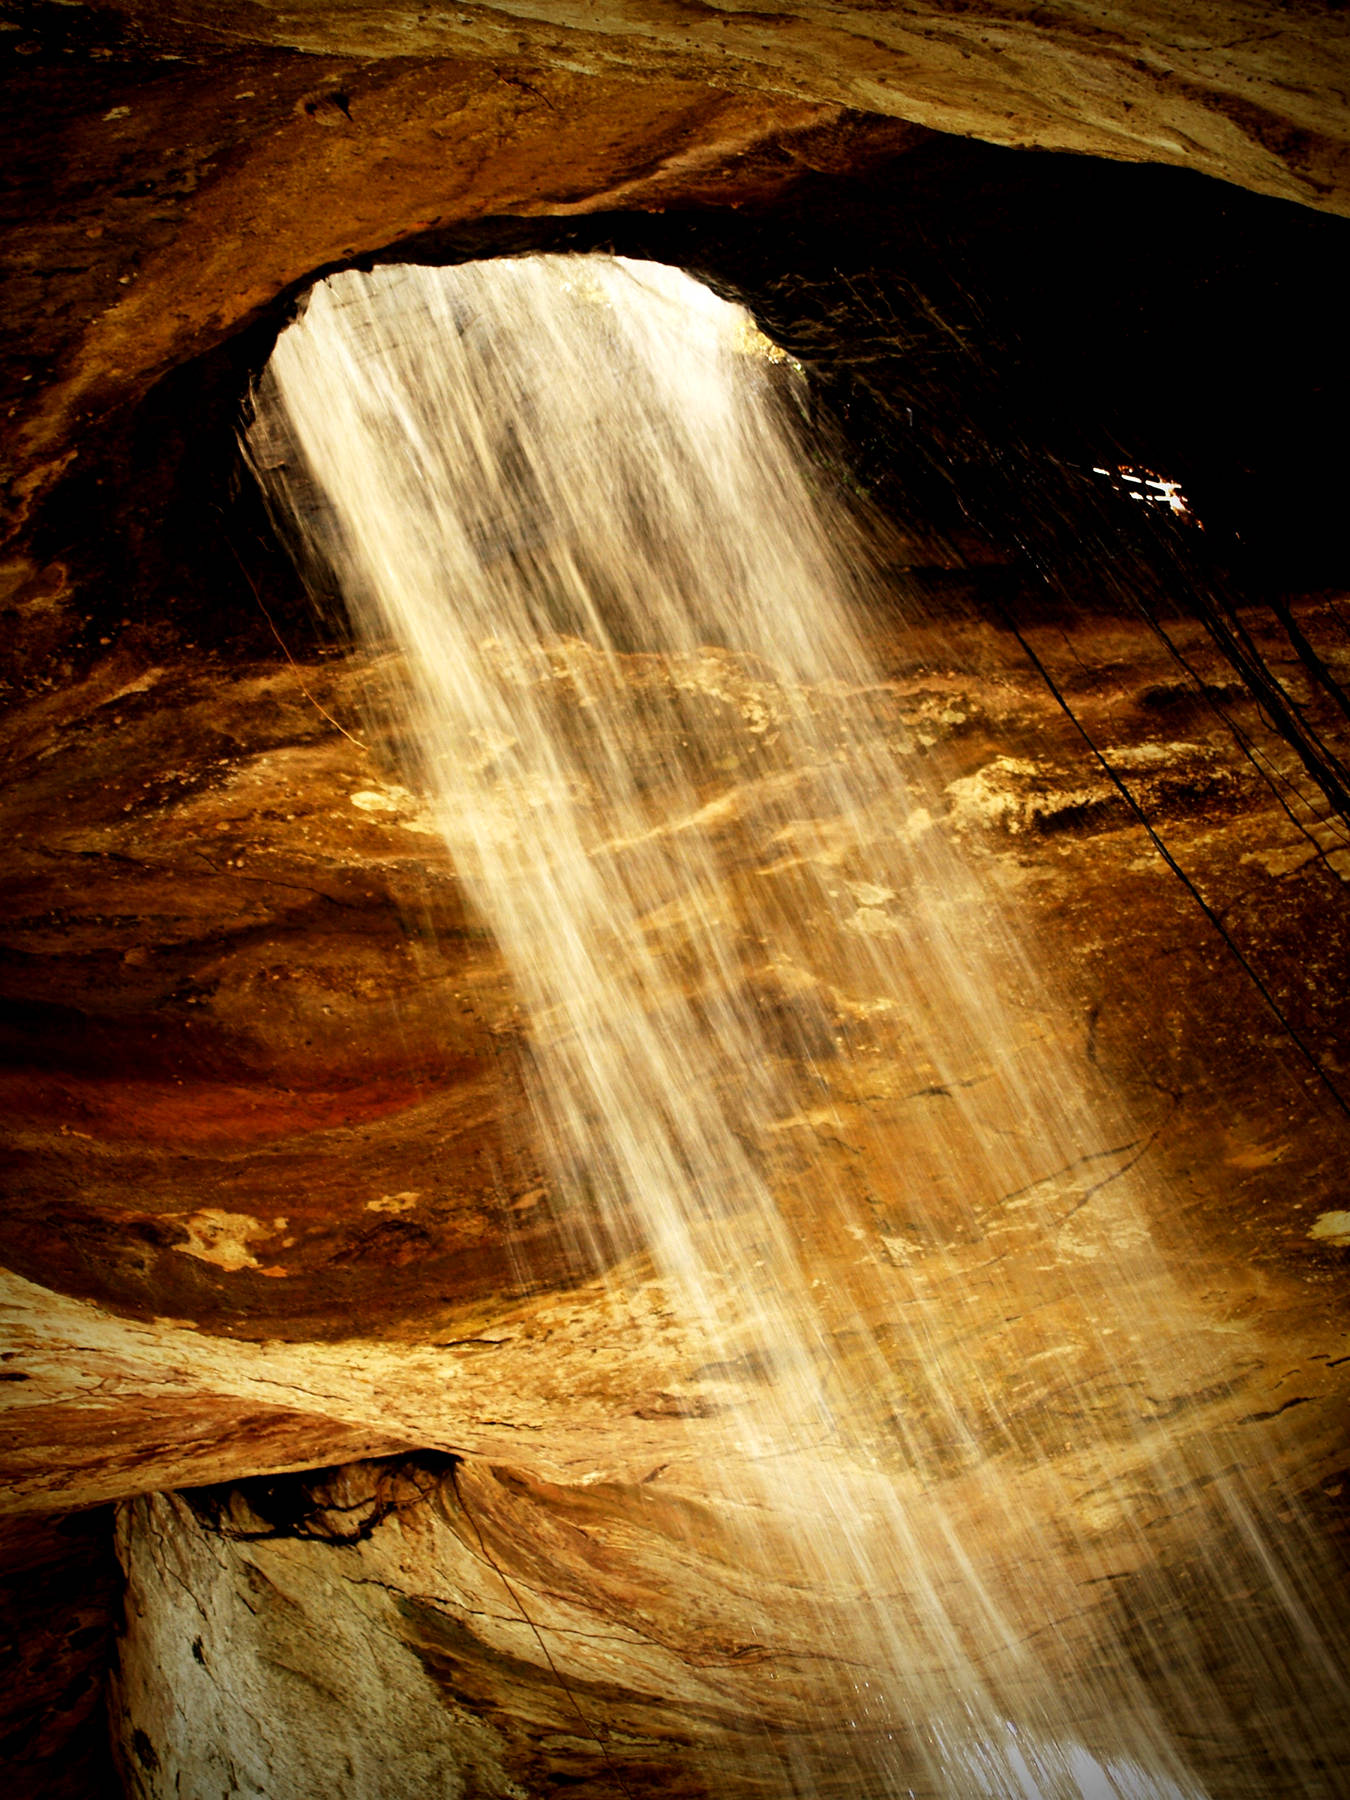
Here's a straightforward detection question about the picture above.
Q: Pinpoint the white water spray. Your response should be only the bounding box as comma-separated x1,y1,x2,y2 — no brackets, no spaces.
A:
252,254,1345,1798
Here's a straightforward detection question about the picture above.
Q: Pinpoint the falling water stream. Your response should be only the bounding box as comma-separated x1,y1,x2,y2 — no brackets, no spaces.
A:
251,256,1345,1797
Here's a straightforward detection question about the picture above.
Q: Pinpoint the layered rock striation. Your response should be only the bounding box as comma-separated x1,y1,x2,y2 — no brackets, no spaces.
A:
2,4,1349,1793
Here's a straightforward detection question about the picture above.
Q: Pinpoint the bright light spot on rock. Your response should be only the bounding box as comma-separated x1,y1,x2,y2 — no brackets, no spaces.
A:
366,1191,421,1214
1307,1211,1350,1245
732,317,799,365
175,1210,276,1271
350,787,409,813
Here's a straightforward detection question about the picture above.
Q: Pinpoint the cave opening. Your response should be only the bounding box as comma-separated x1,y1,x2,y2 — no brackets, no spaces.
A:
5,72,1350,1800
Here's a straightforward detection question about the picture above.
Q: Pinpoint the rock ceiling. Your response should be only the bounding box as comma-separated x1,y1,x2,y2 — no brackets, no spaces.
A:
1,1,1348,1795
4,0,1348,551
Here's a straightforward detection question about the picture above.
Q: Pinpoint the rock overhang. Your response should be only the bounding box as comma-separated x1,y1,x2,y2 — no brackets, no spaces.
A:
3,8,1350,1794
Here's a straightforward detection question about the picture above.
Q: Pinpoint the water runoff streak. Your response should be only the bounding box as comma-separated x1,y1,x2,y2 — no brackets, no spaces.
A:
252,255,1346,1798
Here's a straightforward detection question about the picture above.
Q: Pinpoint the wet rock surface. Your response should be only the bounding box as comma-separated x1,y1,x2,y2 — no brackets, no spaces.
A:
6,600,1349,1348
5,589,1350,1793
3,9,1349,1787
111,1435,1350,1798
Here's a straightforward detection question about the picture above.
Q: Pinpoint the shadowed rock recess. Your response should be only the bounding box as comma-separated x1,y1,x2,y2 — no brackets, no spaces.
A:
2,2,1349,1796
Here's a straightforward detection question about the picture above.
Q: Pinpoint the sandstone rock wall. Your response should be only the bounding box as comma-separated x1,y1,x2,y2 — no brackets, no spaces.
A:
3,7,1348,1791
75,0,1350,211
3,0,1347,552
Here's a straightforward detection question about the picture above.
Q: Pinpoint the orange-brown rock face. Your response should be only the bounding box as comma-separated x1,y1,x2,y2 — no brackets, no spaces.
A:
0,647,539,1334
58,0,1350,213
0,24,919,545
5,600,1346,1357
5,588,1350,1794
3,0,1348,551
2,7,1348,1793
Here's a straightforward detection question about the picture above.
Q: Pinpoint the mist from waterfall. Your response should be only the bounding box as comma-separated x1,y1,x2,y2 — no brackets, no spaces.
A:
251,254,1345,1799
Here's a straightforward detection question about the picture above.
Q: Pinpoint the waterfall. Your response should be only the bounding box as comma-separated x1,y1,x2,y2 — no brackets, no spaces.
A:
251,254,1344,1798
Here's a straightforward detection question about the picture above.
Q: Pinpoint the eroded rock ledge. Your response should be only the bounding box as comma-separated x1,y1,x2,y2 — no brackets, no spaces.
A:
57,0,1350,210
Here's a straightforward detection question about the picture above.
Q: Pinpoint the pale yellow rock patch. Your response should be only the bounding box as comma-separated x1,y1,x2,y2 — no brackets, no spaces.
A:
176,1210,285,1272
